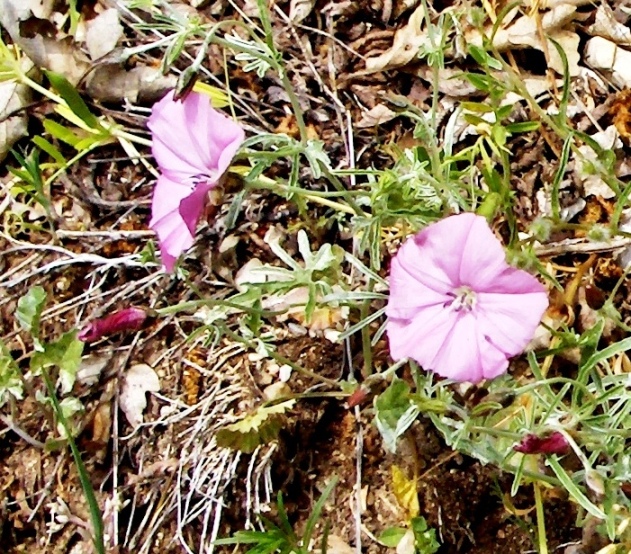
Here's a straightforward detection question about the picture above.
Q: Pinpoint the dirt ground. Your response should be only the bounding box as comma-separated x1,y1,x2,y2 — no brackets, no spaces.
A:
2,0,629,552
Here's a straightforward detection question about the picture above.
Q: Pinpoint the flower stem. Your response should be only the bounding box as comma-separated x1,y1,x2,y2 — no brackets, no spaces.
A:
360,279,375,376
534,482,549,554
243,174,362,215
221,326,339,387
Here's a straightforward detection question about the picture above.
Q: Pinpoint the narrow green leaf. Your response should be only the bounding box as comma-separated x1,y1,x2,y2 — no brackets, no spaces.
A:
45,70,99,129
461,72,493,92
504,121,541,134
43,119,81,147
460,101,494,114
40,368,105,554
547,457,606,520
303,476,338,546
374,379,419,453
32,136,67,165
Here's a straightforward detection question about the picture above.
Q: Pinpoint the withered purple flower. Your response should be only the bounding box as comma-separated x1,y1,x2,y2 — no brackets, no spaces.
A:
513,432,570,455
78,307,147,343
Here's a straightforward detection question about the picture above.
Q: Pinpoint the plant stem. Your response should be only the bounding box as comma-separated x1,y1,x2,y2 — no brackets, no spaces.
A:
221,326,339,387
40,368,105,554
534,482,549,554
243,174,362,215
360,279,375,376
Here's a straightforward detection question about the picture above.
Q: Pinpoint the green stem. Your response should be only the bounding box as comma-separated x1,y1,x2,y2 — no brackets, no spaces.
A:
534,482,548,554
221,326,339,387
243,174,362,215
320,167,365,216
360,279,375,377
40,368,105,554
154,298,283,318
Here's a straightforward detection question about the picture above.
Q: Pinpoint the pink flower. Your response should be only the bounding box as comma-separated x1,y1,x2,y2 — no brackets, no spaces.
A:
147,91,245,271
513,432,570,455
78,307,147,343
386,213,548,383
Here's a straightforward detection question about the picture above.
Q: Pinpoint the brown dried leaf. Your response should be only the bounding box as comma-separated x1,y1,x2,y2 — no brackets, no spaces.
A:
0,78,31,162
120,363,160,428
85,8,123,60
356,103,398,128
589,4,631,46
289,0,315,23
365,4,429,72
0,0,174,102
585,36,631,89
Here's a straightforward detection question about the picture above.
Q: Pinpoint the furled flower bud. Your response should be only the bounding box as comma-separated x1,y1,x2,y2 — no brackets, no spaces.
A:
513,432,570,455
78,308,147,343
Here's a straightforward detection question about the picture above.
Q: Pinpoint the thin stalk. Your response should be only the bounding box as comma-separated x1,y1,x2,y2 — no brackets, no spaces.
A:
221,326,339,387
360,279,375,376
278,70,308,144
154,298,283,318
244,175,363,215
40,368,105,554
534,482,548,554
320,167,366,216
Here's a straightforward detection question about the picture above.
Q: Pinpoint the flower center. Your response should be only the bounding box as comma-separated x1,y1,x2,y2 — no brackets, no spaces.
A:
449,286,477,312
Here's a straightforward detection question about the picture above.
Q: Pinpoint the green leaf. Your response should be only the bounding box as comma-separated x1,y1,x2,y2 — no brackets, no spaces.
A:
379,527,407,547
547,457,606,520
303,476,338,547
31,331,84,393
45,70,99,129
468,44,502,70
462,113,486,127
476,191,502,222
461,72,493,92
0,338,23,406
39,367,105,554
32,137,67,165
504,121,540,134
460,101,494,114
43,119,82,147
374,379,419,453
410,516,440,554
17,286,47,338
215,400,295,453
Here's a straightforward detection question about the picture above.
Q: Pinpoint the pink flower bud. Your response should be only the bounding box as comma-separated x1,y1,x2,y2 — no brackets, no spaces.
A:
513,432,570,455
78,308,147,343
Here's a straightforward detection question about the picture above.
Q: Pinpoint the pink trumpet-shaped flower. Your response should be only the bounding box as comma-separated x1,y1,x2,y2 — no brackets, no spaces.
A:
147,91,245,271
386,213,548,383
78,307,147,343
513,432,570,455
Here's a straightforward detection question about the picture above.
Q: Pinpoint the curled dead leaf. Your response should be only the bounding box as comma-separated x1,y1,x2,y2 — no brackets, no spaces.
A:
365,4,430,73
585,36,631,89
85,8,123,61
120,363,160,428
356,104,398,128
0,77,31,162
0,0,175,102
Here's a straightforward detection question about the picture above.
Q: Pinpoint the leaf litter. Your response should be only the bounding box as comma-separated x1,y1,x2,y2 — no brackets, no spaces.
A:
3,0,631,553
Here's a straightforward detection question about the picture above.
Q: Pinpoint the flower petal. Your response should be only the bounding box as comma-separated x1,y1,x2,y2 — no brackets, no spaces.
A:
425,313,509,383
455,214,510,289
386,253,449,320
385,213,549,384
476,285,548,357
148,91,245,181
386,303,456,363
150,175,206,271
389,227,457,296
